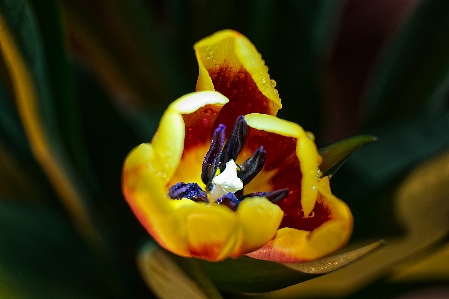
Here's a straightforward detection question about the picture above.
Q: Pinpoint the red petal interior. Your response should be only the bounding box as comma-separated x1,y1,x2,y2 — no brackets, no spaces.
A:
209,63,274,136
245,127,331,231
182,104,221,154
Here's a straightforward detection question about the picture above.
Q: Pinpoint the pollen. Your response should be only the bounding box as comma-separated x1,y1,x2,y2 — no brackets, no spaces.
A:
210,159,243,201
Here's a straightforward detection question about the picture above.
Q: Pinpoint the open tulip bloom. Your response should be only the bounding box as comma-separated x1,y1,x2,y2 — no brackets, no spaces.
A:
122,30,353,263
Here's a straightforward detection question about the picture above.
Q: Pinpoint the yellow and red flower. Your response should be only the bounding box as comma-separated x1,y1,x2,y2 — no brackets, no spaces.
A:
122,30,352,262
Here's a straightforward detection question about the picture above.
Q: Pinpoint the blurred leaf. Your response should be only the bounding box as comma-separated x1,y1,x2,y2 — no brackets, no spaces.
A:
333,111,449,202
261,149,449,298
319,135,377,177
363,0,449,126
74,63,149,248
0,0,100,244
196,240,384,293
0,79,56,202
0,201,129,299
390,242,449,282
273,0,343,135
62,0,189,108
138,242,223,299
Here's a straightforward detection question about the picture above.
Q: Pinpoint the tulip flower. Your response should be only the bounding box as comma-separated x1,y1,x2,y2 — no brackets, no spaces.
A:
122,30,352,262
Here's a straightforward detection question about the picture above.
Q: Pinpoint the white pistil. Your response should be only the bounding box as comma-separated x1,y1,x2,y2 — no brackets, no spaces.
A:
209,159,243,202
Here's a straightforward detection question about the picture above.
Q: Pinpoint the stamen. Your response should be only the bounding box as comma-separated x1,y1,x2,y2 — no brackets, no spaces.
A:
210,159,243,201
168,182,209,203
201,124,225,185
173,116,290,212
238,146,266,185
217,116,247,172
243,188,289,203
215,192,240,211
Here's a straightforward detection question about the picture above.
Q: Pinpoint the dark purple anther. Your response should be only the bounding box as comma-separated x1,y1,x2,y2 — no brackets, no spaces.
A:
169,182,208,203
243,188,289,203
217,116,247,172
201,124,226,185
216,192,241,211
238,146,266,185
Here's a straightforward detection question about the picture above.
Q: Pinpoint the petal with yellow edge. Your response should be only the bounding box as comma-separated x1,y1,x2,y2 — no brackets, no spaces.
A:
194,29,282,131
246,177,353,263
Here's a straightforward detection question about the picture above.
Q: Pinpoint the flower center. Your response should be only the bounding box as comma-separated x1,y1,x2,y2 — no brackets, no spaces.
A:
210,159,243,202
168,116,289,211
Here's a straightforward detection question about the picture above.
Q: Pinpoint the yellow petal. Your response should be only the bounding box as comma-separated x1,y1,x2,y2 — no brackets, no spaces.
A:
194,29,281,131
123,91,229,258
246,177,352,262
232,197,284,257
194,30,281,109
122,144,190,256
183,203,239,261
244,113,320,216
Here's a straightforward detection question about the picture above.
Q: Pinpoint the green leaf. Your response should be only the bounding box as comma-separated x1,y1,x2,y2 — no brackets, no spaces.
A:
0,0,100,243
0,201,129,299
271,149,449,298
333,111,449,202
319,135,377,177
138,242,223,299
273,0,343,135
62,0,189,107
196,240,384,293
0,79,55,202
363,0,449,126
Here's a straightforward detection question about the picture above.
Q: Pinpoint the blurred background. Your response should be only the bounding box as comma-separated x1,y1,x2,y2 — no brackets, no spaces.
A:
1,0,449,298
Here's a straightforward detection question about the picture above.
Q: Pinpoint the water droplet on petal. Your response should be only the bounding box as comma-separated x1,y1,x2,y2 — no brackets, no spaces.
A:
204,108,213,115
265,65,269,72
238,72,246,79
270,79,277,87
308,211,315,218
306,132,315,141
260,59,265,66
261,78,266,84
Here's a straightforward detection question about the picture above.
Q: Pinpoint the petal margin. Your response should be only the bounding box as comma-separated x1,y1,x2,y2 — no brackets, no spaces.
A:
122,144,191,256
244,113,320,216
232,197,284,257
246,177,353,263
194,29,282,129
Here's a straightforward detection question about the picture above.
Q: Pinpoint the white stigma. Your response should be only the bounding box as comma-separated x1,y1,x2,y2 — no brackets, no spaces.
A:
210,159,243,202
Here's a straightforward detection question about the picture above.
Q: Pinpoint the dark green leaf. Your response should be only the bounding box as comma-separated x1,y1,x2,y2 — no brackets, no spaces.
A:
319,135,377,177
196,240,384,293
138,242,223,299
0,0,100,243
333,111,449,202
0,201,129,299
363,0,449,126
274,0,343,135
